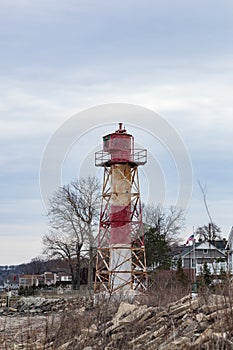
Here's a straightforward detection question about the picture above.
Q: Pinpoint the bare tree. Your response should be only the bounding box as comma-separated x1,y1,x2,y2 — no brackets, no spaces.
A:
143,204,185,270
143,204,185,244
71,177,101,289
195,223,221,242
43,176,101,290
197,181,221,242
198,181,214,224
29,256,45,275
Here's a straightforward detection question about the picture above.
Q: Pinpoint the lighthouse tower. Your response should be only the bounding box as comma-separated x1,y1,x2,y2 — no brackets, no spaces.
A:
94,123,147,295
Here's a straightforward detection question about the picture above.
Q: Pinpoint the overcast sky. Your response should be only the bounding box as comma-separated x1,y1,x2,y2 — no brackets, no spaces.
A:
1,0,233,265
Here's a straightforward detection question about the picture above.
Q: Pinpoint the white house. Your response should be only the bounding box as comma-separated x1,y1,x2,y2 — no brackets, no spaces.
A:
226,226,233,272
173,240,228,278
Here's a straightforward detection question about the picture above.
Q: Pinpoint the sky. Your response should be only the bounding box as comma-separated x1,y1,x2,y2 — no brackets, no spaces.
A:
1,0,233,265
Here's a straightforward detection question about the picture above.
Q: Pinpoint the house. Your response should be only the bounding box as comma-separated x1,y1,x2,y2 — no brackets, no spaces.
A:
4,274,19,290
19,275,43,288
172,240,228,279
18,272,58,288
43,272,57,285
56,272,72,283
226,227,233,272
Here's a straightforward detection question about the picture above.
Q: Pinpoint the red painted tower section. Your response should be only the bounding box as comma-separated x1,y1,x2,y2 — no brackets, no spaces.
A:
94,123,147,294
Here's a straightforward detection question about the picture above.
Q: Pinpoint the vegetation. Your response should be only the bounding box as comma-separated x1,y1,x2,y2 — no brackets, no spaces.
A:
145,227,171,269
18,285,37,296
143,204,185,243
43,176,100,290
200,262,213,287
1,276,233,349
175,257,189,286
143,204,185,270
197,181,222,242
195,222,222,242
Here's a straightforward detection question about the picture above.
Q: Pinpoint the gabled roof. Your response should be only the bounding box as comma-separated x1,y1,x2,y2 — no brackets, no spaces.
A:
19,275,40,279
181,241,227,258
195,241,216,250
226,227,233,249
170,244,187,257
214,239,228,250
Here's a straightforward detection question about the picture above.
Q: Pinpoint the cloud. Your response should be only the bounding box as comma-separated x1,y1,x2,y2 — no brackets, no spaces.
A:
0,200,47,264
1,0,233,264
0,233,43,265
1,0,233,77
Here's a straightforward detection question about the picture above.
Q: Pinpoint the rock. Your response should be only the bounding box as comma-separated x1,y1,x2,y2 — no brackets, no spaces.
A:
82,324,99,337
195,312,205,322
1,292,233,349
193,328,213,346
8,307,17,312
153,324,167,338
169,303,190,315
190,300,200,311
198,321,209,330
114,302,138,321
128,330,152,345
161,337,191,350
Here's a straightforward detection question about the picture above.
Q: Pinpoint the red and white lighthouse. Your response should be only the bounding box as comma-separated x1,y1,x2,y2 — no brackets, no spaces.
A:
94,123,147,294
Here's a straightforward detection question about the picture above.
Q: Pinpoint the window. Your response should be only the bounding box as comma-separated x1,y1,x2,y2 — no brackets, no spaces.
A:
191,259,196,268
203,249,208,254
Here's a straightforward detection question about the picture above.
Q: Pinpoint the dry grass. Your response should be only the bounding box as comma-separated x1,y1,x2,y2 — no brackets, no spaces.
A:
0,276,233,349
143,270,190,307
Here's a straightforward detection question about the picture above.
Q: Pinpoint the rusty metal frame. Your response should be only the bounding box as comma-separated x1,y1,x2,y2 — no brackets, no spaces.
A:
94,165,148,294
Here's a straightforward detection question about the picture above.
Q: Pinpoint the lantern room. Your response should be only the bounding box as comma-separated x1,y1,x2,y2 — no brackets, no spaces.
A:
95,123,147,166
102,122,133,163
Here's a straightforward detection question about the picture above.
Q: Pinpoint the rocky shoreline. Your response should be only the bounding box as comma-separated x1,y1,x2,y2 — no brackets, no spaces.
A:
0,293,233,349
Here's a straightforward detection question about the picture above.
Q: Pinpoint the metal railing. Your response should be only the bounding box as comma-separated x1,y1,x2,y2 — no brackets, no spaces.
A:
95,149,147,166
196,262,232,275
